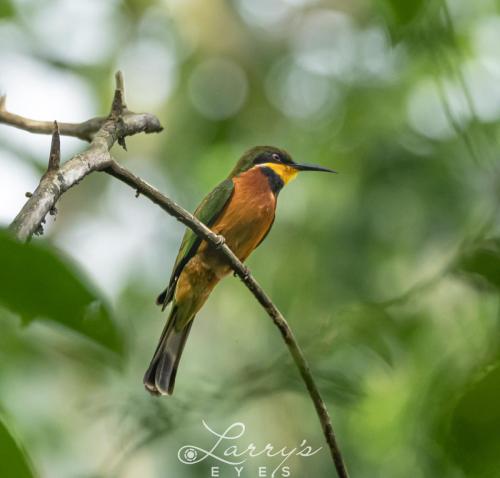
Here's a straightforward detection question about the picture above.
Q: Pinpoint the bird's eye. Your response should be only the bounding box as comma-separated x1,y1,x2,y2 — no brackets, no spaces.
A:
272,153,280,162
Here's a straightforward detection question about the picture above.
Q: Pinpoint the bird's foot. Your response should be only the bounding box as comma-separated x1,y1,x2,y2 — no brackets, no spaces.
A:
214,234,226,249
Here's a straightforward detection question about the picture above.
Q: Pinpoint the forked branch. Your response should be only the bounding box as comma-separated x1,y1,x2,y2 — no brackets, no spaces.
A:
0,72,349,478
2,73,162,241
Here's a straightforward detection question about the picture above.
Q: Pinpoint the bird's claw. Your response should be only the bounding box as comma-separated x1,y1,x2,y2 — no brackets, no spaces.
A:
214,235,225,249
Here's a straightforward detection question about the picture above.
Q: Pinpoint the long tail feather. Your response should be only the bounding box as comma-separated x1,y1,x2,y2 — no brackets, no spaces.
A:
143,307,194,396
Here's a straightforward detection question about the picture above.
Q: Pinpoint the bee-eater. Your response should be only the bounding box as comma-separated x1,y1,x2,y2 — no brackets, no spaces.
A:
144,146,335,395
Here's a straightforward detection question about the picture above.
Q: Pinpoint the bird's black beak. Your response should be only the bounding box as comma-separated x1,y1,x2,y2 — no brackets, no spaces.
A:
292,163,337,173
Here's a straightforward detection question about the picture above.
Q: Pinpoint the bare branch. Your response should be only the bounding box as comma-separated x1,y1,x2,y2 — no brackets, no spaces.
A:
0,72,349,477
105,160,350,477
3,76,163,242
0,73,160,142
0,108,106,142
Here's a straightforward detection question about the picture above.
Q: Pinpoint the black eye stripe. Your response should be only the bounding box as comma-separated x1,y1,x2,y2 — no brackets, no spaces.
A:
252,150,293,166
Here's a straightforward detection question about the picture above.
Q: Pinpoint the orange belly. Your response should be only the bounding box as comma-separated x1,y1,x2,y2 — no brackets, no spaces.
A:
174,167,276,314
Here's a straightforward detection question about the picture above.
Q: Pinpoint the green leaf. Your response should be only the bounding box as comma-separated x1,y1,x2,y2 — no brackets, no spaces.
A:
377,0,431,43
0,230,122,354
456,239,500,291
384,0,425,26
0,416,36,478
0,0,14,19
446,364,500,477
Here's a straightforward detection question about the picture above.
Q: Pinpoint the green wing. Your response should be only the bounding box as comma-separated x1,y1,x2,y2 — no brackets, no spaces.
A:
157,178,234,308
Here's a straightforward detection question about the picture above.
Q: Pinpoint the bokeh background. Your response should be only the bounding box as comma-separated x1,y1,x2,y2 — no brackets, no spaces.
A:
1,0,500,477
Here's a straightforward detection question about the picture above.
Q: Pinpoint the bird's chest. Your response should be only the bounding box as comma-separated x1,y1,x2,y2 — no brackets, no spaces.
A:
211,171,276,258
233,187,275,229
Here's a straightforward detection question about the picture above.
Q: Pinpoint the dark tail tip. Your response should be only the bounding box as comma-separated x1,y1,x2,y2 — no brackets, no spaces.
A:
143,361,160,395
143,337,179,396
143,357,174,396
143,313,193,397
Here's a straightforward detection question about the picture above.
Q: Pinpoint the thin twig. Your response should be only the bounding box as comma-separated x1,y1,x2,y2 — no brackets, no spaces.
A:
111,70,127,117
440,1,478,121
110,70,128,150
433,72,479,164
0,94,106,142
47,121,61,171
107,161,349,477
0,73,349,477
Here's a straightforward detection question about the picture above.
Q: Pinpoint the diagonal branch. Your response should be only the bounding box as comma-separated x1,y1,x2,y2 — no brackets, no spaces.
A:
0,72,349,478
105,160,350,477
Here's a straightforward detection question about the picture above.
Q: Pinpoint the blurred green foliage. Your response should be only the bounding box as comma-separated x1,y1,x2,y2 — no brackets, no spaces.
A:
0,417,35,478
0,231,122,355
447,364,500,478
382,0,426,29
458,239,500,291
0,0,14,20
1,0,500,477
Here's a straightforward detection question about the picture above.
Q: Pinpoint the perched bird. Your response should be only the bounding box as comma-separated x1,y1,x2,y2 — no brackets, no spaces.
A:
144,146,335,395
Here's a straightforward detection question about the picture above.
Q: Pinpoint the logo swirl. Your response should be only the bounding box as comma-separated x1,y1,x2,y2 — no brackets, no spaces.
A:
182,448,198,463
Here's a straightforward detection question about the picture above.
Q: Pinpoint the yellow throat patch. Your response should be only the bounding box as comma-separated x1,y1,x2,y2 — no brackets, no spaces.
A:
261,163,298,184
